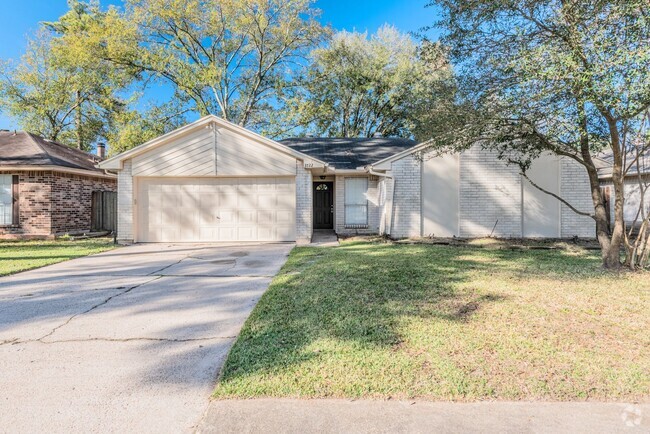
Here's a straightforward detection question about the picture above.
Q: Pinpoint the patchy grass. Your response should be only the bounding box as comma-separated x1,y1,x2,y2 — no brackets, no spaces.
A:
0,238,116,276
214,241,650,401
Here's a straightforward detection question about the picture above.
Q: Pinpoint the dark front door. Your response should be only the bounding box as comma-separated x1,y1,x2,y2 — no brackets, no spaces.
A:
313,182,334,229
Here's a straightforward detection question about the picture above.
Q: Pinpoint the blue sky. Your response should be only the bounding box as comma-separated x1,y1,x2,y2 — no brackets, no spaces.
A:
0,0,440,130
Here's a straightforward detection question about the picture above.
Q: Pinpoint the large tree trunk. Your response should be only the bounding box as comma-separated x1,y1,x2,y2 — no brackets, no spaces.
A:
584,162,620,269
576,100,622,269
603,117,626,269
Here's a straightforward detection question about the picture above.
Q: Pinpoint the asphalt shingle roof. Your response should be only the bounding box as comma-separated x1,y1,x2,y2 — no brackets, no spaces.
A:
597,150,650,178
0,130,104,173
279,137,417,170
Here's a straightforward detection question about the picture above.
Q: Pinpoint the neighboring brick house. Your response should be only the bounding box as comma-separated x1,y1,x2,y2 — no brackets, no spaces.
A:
98,115,595,244
0,131,117,238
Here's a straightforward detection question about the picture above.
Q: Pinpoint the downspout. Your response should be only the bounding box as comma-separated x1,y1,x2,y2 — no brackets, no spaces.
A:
365,166,394,236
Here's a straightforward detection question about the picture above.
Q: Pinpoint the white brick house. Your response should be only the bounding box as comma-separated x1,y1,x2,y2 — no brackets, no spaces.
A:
99,115,595,244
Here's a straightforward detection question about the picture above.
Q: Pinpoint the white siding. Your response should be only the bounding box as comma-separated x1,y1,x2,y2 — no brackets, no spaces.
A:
216,126,297,176
117,160,134,242
560,159,595,238
389,156,422,238
523,154,560,237
458,145,522,237
406,145,595,240
422,153,459,237
296,162,313,242
132,127,216,177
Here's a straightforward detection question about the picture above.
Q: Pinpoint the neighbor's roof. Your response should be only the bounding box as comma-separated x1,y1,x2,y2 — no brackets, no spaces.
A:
0,130,105,173
597,149,650,178
280,137,417,170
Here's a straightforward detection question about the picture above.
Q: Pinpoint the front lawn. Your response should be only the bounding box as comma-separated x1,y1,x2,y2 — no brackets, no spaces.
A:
215,241,649,401
0,238,116,277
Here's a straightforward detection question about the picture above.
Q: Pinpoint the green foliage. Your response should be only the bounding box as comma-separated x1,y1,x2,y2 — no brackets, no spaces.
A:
0,238,116,276
424,0,650,163
215,241,649,400
102,0,327,131
0,1,139,150
279,26,454,139
425,0,650,269
105,101,189,156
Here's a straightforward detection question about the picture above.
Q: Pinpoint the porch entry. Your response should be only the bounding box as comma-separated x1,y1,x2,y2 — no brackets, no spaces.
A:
313,182,334,229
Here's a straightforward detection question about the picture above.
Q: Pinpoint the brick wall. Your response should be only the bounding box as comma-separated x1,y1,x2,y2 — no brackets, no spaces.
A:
560,158,596,238
51,173,117,234
335,175,380,236
389,155,421,238
117,160,134,243
0,170,116,237
296,161,313,243
0,172,53,236
458,146,523,237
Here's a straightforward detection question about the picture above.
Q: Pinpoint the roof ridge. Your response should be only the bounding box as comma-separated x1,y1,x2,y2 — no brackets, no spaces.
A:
23,132,55,165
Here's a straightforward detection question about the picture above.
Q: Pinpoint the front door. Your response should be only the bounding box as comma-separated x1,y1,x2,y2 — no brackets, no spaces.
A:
313,182,333,229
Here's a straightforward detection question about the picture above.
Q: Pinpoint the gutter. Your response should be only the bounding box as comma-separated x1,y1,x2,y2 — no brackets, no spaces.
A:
366,167,392,179
0,165,117,180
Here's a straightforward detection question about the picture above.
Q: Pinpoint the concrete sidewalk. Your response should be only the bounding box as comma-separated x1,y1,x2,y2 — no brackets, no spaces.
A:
197,399,649,434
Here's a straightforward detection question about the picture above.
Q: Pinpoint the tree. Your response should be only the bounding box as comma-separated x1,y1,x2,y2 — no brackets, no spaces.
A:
280,25,453,139
424,0,650,269
105,100,190,156
92,0,326,132
0,31,102,149
0,1,136,150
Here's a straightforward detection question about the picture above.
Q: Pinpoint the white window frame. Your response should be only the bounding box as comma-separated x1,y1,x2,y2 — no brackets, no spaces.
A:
0,174,14,226
344,177,368,228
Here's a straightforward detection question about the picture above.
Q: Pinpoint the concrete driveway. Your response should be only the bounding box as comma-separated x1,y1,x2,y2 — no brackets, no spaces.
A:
0,242,294,433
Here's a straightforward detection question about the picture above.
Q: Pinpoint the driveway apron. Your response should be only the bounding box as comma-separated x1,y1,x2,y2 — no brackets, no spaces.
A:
0,243,293,433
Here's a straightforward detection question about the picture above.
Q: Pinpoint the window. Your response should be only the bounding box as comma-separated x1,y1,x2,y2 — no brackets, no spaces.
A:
0,175,15,226
345,177,368,226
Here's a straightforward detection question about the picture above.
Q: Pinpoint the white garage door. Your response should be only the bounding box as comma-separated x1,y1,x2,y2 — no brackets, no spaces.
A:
137,177,296,242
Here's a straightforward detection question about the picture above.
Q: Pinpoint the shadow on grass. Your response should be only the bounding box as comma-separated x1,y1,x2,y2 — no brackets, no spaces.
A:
217,242,603,390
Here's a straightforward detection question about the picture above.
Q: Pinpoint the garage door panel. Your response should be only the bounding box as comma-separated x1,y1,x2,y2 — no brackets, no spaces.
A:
258,195,277,208
257,210,274,223
257,226,274,241
237,227,256,241
277,210,293,224
220,193,238,208
137,177,295,242
218,227,237,241
276,226,294,240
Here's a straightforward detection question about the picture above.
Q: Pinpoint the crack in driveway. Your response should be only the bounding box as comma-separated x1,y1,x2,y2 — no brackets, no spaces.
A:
1,276,161,347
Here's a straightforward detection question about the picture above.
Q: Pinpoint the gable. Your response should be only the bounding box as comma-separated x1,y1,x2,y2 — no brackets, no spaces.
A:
132,127,216,177
216,125,297,176
100,115,323,175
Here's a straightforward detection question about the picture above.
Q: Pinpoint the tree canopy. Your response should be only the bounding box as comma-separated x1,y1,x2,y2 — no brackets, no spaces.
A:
426,0,650,269
279,25,453,139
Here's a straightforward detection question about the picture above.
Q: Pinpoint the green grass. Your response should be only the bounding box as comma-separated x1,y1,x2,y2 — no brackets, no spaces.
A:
0,238,117,276
214,241,650,401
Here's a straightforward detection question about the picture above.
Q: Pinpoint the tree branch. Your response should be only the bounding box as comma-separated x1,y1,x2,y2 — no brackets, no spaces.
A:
521,171,596,220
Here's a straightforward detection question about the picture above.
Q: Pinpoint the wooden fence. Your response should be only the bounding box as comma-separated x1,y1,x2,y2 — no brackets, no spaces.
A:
91,191,117,232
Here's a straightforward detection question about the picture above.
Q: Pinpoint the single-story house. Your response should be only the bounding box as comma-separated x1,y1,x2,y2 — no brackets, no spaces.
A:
99,115,595,244
598,150,650,228
0,130,117,238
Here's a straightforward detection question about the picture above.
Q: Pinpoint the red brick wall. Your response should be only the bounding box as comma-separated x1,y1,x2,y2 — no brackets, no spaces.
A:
50,173,117,234
0,171,116,237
